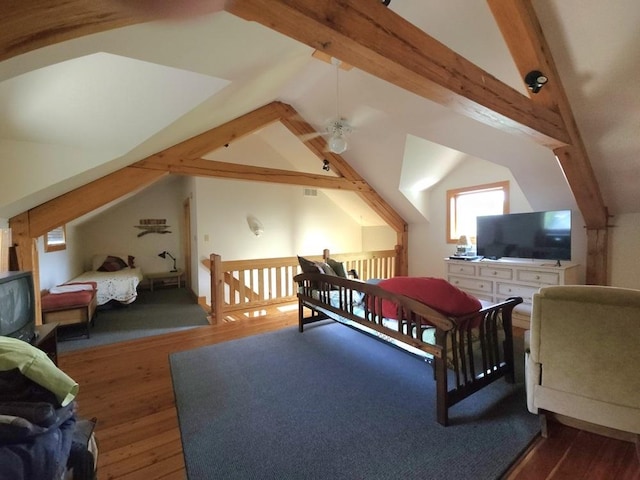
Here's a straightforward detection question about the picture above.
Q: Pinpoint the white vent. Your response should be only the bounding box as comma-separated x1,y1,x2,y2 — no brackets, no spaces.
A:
303,188,318,197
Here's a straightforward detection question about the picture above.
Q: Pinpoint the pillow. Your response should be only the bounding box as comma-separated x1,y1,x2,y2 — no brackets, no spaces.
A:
97,255,128,272
297,256,322,274
325,258,347,278
316,262,338,276
92,253,129,271
377,276,481,319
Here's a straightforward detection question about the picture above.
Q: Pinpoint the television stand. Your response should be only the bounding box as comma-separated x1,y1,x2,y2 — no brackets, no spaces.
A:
444,258,580,329
33,323,59,366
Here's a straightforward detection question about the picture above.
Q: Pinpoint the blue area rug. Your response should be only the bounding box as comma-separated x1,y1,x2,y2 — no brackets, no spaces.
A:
170,320,539,480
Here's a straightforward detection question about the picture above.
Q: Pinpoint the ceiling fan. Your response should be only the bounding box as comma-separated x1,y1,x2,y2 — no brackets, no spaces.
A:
325,117,352,154
321,57,353,154
293,52,386,155
293,55,355,154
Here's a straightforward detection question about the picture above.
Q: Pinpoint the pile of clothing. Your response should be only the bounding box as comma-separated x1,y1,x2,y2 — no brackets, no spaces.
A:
0,336,97,480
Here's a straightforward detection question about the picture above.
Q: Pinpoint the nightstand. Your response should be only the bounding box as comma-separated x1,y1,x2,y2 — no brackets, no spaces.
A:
145,269,184,291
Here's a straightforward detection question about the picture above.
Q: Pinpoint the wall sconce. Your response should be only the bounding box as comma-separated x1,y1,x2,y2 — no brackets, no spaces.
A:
247,215,264,237
524,70,548,94
158,251,177,272
322,159,331,172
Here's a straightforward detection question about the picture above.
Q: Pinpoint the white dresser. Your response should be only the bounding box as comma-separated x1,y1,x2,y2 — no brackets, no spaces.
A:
445,258,581,329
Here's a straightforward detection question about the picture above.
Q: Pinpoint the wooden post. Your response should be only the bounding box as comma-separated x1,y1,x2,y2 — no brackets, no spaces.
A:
394,244,403,277
586,227,609,285
210,253,223,325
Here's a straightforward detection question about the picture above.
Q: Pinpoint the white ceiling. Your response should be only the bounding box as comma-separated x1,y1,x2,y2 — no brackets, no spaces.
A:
0,1,638,225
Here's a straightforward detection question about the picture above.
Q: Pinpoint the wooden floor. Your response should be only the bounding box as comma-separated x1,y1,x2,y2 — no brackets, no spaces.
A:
58,311,640,480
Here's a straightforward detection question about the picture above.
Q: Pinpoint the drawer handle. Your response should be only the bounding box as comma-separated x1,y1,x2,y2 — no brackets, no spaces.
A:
479,284,484,289
492,271,497,276
535,275,540,280
454,280,459,284
459,268,464,272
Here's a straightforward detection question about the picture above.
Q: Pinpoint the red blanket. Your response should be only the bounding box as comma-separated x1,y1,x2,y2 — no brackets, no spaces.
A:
376,277,482,328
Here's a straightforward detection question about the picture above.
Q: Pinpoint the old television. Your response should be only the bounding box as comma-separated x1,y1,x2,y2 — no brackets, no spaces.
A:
476,210,572,261
0,270,36,343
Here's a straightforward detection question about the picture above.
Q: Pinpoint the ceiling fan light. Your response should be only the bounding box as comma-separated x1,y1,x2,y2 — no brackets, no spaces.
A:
329,134,347,154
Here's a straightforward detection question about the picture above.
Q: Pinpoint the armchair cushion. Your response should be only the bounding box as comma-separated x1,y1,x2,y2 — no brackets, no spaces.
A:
527,285,640,434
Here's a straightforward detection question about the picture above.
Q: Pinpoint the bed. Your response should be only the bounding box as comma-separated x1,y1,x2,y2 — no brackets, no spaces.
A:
66,255,144,306
294,271,523,426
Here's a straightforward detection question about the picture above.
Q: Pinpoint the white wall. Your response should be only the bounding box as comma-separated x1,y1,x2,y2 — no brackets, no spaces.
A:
362,226,397,251
192,177,367,304
609,212,640,288
38,222,85,290
75,176,185,276
406,155,588,282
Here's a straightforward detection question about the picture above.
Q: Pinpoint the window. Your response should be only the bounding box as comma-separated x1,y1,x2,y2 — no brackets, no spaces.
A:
44,225,66,252
446,181,509,244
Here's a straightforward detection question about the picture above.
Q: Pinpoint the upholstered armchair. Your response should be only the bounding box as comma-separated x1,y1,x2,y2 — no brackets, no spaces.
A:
525,285,640,439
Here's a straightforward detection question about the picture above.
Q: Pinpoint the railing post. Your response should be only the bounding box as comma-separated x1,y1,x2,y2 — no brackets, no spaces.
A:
210,253,223,324
323,248,330,261
394,244,404,277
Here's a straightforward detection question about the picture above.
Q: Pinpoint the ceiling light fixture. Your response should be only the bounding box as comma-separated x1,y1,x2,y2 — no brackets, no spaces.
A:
326,58,352,154
327,119,351,154
524,70,548,94
322,159,331,171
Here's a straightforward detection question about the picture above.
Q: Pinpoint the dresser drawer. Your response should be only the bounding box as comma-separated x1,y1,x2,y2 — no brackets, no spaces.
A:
449,276,493,294
479,266,513,280
447,263,476,276
516,269,560,285
496,283,539,304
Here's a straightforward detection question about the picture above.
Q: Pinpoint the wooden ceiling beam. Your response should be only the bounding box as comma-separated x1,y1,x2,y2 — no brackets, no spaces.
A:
137,156,372,192
0,1,229,63
226,0,569,149
487,0,608,229
135,101,290,165
134,100,407,233
1,1,141,63
279,105,407,233
487,0,609,285
25,167,167,238
3,1,570,150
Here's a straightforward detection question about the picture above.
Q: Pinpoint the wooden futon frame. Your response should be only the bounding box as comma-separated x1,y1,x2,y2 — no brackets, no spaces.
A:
294,272,523,426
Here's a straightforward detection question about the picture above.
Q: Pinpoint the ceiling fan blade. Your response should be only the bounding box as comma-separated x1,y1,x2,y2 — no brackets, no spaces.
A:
296,131,323,142
347,105,386,129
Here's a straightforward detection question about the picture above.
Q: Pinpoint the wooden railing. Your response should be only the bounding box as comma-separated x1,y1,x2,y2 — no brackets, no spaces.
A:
203,247,401,323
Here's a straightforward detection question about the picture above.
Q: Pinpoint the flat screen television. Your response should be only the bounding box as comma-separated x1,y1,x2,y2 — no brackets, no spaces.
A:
476,210,571,261
0,270,36,343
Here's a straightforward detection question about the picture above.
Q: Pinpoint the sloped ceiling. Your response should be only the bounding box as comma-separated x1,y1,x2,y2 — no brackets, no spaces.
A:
0,1,638,224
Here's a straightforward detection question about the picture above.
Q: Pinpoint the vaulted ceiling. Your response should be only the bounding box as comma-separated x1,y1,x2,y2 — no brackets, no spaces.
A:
1,1,638,234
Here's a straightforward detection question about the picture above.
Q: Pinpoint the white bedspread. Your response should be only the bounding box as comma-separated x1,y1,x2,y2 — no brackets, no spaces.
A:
69,268,143,306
